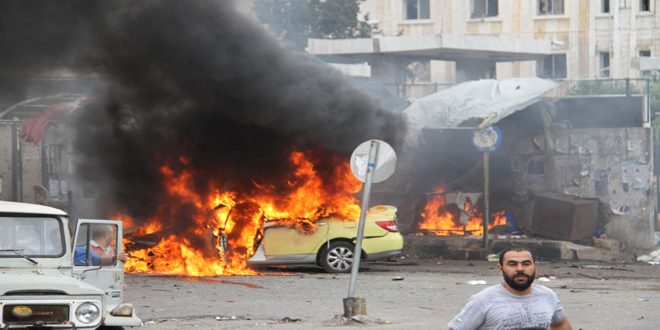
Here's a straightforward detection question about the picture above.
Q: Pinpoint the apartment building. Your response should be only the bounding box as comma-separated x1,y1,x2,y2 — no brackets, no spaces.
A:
307,0,660,95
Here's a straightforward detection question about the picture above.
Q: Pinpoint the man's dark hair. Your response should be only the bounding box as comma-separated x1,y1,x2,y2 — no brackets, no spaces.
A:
498,246,536,265
91,224,111,240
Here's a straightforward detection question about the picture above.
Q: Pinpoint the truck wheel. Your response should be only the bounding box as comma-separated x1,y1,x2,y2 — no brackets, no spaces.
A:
320,241,354,273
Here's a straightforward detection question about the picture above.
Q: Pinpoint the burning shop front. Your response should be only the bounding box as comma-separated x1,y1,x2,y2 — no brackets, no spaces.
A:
374,78,655,253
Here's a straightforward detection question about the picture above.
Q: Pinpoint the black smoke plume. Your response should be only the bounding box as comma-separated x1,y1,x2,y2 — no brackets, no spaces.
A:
0,0,406,221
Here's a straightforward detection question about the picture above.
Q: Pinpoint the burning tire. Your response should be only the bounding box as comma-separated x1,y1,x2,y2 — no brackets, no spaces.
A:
319,241,354,273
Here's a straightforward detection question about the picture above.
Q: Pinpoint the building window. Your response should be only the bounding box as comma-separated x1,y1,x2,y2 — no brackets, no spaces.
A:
640,0,650,11
45,144,65,179
538,0,564,15
640,50,651,76
405,0,430,20
599,52,610,77
471,0,498,18
602,0,610,13
405,61,431,83
538,54,567,79
44,143,67,200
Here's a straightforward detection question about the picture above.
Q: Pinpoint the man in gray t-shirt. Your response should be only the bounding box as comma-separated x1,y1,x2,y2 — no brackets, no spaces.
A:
448,246,572,330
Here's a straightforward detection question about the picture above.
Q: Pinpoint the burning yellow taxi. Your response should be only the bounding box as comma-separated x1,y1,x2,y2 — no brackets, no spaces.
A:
247,205,403,273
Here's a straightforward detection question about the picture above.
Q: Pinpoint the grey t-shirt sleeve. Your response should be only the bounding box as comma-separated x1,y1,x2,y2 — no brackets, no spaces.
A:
447,294,487,330
549,289,565,324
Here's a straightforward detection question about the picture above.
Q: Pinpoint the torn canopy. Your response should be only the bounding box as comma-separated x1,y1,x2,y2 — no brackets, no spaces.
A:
403,77,557,148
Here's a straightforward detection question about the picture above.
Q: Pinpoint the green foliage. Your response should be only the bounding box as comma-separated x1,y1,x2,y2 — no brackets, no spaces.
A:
651,80,660,117
567,80,630,96
254,0,371,51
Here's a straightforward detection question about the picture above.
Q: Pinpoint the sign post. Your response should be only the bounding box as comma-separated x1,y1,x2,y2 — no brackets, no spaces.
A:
483,152,490,249
344,139,397,317
472,126,501,250
347,140,377,300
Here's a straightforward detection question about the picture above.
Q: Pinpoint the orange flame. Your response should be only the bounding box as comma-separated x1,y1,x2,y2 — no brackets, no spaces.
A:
418,188,507,236
120,150,362,276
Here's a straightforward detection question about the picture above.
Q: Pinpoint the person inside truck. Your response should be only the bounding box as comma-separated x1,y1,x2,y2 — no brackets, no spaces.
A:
74,224,126,266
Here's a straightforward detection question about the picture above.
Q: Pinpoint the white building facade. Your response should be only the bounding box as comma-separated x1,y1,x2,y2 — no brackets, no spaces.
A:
307,0,660,95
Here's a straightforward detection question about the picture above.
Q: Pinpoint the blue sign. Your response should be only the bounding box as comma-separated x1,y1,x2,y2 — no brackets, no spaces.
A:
472,125,502,153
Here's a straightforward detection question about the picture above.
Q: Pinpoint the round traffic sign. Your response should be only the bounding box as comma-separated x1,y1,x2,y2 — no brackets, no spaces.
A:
350,140,397,183
472,125,502,153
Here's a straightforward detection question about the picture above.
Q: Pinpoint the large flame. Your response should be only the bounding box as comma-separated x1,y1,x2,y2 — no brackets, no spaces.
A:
121,150,362,276
418,187,506,236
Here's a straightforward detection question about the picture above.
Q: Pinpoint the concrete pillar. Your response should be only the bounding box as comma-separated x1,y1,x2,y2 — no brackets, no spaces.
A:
343,297,367,317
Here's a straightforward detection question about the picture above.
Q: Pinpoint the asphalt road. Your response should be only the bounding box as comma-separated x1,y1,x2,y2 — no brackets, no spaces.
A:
124,258,660,329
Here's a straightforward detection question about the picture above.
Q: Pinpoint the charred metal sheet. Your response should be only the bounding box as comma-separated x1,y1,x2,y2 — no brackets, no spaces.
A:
532,193,597,241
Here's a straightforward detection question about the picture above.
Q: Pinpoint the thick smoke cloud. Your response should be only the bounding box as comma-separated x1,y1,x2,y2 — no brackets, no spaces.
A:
1,1,406,220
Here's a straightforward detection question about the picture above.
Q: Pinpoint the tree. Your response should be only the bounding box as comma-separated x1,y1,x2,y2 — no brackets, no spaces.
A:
254,0,371,51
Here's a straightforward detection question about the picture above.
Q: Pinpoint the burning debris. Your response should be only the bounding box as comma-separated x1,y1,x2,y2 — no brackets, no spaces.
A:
417,187,507,237
0,1,406,275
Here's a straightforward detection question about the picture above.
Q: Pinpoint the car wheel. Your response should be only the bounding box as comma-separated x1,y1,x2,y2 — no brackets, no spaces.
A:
320,241,355,273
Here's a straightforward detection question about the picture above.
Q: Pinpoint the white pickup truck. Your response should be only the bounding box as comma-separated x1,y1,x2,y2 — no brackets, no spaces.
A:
0,201,141,329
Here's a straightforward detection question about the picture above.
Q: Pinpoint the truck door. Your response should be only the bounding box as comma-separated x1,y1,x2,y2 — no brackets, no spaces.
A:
72,219,125,308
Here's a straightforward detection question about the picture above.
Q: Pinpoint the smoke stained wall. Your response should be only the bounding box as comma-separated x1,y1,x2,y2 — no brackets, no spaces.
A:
0,0,406,221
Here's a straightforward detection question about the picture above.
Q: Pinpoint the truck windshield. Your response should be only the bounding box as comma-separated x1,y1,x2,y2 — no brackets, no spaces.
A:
0,216,64,257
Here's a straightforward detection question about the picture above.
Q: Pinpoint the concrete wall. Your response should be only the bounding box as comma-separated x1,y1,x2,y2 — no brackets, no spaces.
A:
511,114,655,249
554,127,655,249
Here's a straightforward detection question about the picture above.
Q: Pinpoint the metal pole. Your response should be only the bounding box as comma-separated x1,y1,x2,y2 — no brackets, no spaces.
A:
11,123,23,202
11,123,18,201
347,140,379,298
647,78,652,127
483,152,490,250
656,175,659,232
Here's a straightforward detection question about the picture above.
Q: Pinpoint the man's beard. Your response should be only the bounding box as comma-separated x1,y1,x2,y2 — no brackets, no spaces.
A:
503,271,535,291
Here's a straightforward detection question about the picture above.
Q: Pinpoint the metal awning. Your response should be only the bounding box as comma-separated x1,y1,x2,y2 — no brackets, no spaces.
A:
0,93,86,120
308,34,552,62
